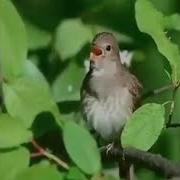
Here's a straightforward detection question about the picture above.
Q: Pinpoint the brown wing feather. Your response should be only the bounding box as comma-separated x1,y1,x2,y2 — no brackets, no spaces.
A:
118,64,142,109
128,74,142,109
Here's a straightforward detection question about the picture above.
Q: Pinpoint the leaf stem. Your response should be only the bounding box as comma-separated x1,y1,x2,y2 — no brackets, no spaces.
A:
142,84,173,99
167,84,179,126
31,140,69,170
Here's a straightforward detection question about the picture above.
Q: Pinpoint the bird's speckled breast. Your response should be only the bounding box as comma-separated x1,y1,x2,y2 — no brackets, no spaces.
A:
82,87,133,140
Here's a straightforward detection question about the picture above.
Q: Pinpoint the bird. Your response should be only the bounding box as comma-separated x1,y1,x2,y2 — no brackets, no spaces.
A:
81,32,141,140
80,32,142,179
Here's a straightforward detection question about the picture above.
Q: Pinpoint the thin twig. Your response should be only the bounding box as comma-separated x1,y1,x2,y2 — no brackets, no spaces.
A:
30,152,44,158
142,84,173,99
166,123,180,128
43,151,69,169
31,140,69,170
153,85,173,95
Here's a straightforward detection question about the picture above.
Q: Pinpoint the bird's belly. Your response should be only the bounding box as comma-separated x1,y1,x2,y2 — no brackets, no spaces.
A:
82,89,133,140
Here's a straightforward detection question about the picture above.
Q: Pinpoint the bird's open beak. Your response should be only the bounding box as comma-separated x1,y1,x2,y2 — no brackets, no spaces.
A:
90,46,103,62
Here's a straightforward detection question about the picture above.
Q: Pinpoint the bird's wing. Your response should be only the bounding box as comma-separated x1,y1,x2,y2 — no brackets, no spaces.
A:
128,74,142,109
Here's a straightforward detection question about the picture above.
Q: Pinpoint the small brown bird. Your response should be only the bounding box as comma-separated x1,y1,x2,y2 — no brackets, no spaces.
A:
81,32,141,141
80,32,141,179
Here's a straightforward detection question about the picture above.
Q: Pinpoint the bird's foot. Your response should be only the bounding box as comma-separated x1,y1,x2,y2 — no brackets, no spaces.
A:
106,143,114,155
99,143,114,155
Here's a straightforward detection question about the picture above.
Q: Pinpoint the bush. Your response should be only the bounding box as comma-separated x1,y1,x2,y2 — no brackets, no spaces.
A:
0,0,180,179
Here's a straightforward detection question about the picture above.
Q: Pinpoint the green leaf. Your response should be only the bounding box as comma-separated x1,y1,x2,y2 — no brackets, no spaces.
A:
0,0,27,79
63,121,101,175
90,25,133,44
55,18,93,60
135,0,180,84
23,60,61,127
121,103,165,151
164,14,180,31
0,114,32,148
14,163,63,180
172,87,180,122
25,21,51,50
91,175,119,180
66,167,87,180
22,60,49,87
52,61,84,102
103,175,119,180
0,147,30,180
3,77,61,128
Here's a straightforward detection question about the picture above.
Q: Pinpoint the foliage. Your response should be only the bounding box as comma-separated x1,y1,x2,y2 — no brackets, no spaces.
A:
135,0,180,84
15,161,63,180
0,147,29,180
0,0,27,79
0,0,180,179
121,103,165,151
52,61,84,102
54,18,93,60
0,114,32,148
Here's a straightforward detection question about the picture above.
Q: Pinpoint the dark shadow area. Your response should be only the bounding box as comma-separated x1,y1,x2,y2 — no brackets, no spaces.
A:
57,100,80,114
32,111,59,137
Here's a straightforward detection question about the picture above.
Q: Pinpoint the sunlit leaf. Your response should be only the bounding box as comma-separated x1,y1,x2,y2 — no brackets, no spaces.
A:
15,163,63,180
3,77,61,128
22,60,49,87
164,14,180,31
135,0,180,84
55,18,93,60
0,0,27,79
52,61,84,102
66,167,87,180
0,147,29,180
121,103,165,151
63,121,101,174
25,21,52,50
0,114,32,148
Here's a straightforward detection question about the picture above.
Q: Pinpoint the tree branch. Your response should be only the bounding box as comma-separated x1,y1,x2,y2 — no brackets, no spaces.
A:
106,147,180,178
31,140,69,170
166,123,180,128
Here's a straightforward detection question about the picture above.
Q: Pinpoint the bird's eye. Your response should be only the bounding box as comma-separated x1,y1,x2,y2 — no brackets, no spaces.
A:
106,45,111,51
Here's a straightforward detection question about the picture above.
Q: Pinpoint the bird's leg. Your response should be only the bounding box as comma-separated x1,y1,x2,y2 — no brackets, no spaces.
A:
99,142,114,155
122,148,125,161
105,143,114,155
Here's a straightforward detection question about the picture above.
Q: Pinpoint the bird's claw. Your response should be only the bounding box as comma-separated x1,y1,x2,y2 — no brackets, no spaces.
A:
99,143,114,155
105,143,114,155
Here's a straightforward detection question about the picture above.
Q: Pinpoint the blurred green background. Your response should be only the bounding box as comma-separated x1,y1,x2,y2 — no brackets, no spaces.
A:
12,0,180,179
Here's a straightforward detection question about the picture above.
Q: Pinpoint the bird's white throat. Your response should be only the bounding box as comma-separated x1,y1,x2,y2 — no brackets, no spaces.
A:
92,60,117,77
82,87,133,140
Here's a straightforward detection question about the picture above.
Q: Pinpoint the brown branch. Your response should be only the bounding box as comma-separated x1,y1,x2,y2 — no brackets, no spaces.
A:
106,147,180,178
166,123,180,128
31,152,44,158
31,140,69,170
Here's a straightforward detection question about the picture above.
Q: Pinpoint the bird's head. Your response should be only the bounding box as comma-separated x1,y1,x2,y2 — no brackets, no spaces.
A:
89,32,121,76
